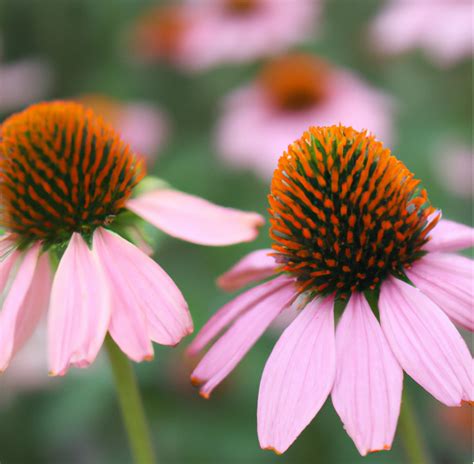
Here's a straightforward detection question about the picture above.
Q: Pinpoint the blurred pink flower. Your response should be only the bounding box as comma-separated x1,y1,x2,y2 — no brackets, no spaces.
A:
0,101,263,377
216,54,393,179
0,56,52,113
370,0,473,66
132,1,319,70
78,95,169,165
434,143,473,198
189,126,473,456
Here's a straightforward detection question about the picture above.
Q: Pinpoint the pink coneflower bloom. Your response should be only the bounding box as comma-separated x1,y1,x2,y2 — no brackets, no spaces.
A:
370,0,473,66
189,125,473,455
433,142,473,198
78,94,169,165
0,38,52,113
132,1,319,71
216,54,393,179
0,101,263,376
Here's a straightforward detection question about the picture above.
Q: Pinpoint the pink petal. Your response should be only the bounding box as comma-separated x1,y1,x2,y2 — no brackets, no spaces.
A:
257,296,336,454
379,277,473,406
331,293,403,456
0,244,43,371
48,233,111,376
217,249,277,292
406,253,474,331
127,189,264,246
425,219,474,253
94,228,192,359
187,275,293,356
191,281,296,398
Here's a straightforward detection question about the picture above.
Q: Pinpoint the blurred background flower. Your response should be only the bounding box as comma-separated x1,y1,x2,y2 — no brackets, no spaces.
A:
370,0,473,67
216,53,393,179
132,0,319,71
0,34,53,112
433,140,473,199
0,0,471,463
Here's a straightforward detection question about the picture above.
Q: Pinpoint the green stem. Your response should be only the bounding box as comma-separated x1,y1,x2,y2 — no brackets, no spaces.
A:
105,336,156,464
398,392,431,464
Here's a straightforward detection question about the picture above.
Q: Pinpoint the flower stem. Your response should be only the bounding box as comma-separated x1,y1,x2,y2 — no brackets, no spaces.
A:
105,336,156,464
399,392,431,464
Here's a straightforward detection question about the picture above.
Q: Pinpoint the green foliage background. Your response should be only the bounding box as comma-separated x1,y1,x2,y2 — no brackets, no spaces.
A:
0,0,472,463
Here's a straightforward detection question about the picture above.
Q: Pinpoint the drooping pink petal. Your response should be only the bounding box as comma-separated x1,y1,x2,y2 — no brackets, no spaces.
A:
217,249,277,292
187,275,293,357
257,296,336,454
126,189,264,246
9,254,52,358
48,233,111,376
94,231,152,361
191,281,296,398
331,293,403,456
379,277,473,406
0,244,43,371
94,228,192,359
425,219,474,253
406,253,474,331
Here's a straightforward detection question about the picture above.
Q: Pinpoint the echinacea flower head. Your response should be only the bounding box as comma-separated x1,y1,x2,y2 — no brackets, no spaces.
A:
0,101,263,376
132,1,319,71
370,0,473,67
190,125,473,456
270,125,435,298
216,54,393,179
132,5,192,63
1,102,144,246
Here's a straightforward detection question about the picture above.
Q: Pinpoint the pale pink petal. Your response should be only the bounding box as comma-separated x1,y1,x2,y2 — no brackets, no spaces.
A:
257,296,335,454
191,281,296,398
217,249,277,292
94,232,152,361
380,277,473,406
48,233,111,376
127,189,264,246
0,244,42,371
406,253,474,331
332,293,403,456
8,254,52,358
425,219,474,253
94,228,192,358
187,275,293,356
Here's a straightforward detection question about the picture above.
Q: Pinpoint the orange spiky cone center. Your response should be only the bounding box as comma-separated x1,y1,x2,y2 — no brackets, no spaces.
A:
0,101,144,246
269,125,438,298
